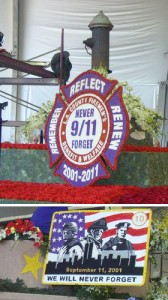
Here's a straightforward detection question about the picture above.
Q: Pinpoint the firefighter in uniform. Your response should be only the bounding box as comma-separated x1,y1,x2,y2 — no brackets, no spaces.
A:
81,218,108,259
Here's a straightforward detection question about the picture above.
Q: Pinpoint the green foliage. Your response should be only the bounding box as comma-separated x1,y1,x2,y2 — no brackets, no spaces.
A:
39,234,50,257
0,278,75,295
1,149,168,187
74,285,129,300
22,100,54,142
122,86,163,140
147,210,168,300
149,210,168,264
93,66,108,77
0,278,26,292
0,149,64,183
146,278,168,300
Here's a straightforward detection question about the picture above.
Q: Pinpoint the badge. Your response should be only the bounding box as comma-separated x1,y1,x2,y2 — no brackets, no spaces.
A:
45,70,129,187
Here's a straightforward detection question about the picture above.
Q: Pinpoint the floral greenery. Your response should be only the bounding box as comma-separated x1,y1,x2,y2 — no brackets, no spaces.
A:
21,69,163,142
147,210,168,300
22,100,54,142
1,144,167,185
148,209,168,264
122,86,162,140
0,219,43,248
0,278,76,296
74,285,129,300
146,278,168,300
95,67,163,140
75,286,114,300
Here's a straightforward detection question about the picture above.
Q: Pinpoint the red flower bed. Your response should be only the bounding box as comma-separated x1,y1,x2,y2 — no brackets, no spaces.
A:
0,180,168,204
1,142,168,152
1,143,47,150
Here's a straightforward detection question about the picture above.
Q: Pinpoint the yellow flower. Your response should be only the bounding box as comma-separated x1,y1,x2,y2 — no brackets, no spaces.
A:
11,227,16,234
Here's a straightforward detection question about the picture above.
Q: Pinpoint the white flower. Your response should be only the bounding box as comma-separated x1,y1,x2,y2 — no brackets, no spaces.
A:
22,74,163,141
160,277,168,285
0,229,6,240
14,233,19,241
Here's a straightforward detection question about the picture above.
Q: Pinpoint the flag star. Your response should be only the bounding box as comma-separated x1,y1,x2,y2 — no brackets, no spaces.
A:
53,228,57,232
53,218,57,223
78,218,83,223
58,219,62,223
73,215,78,219
68,214,72,218
52,237,56,242
58,237,62,241
63,214,67,219
56,247,61,252
52,247,56,252
79,227,83,231
57,229,61,233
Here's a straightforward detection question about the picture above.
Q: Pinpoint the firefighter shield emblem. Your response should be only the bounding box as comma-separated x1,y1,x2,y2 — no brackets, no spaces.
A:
45,70,129,187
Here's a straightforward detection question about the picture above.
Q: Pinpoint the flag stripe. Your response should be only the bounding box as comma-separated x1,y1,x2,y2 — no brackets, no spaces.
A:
102,227,148,238
136,256,146,262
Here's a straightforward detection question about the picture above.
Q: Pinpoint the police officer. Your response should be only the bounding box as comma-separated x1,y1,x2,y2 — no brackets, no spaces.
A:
57,222,83,261
81,218,108,259
102,222,134,258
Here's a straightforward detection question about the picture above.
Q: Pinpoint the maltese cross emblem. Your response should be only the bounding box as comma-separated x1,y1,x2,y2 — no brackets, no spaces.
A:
45,70,129,187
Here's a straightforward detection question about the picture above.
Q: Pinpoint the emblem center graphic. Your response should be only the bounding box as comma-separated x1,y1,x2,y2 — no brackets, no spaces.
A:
59,93,110,165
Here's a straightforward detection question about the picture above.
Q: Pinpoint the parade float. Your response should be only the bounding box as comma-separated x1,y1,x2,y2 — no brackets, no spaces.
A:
0,11,167,203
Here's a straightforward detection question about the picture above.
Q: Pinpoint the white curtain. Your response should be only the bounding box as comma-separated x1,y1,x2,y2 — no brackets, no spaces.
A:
1,0,168,142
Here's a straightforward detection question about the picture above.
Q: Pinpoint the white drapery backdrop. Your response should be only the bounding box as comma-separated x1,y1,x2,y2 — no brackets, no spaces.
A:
0,0,168,143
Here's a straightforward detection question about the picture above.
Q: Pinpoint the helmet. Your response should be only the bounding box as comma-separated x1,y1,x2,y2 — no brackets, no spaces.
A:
115,222,131,229
0,32,4,47
62,222,78,234
88,218,108,232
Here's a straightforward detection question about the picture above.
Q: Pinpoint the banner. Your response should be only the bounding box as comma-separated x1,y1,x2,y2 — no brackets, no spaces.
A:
42,209,152,286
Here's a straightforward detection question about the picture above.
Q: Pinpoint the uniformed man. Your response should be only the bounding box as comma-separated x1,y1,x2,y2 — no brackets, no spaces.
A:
102,222,135,258
57,222,83,262
81,218,108,259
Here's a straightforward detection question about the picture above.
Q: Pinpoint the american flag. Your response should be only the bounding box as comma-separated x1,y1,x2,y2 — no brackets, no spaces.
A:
49,209,151,267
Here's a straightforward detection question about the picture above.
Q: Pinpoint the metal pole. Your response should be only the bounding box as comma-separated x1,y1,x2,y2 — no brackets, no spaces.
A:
0,94,38,112
0,102,8,164
0,47,61,73
59,29,64,88
0,90,41,110
0,105,2,164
